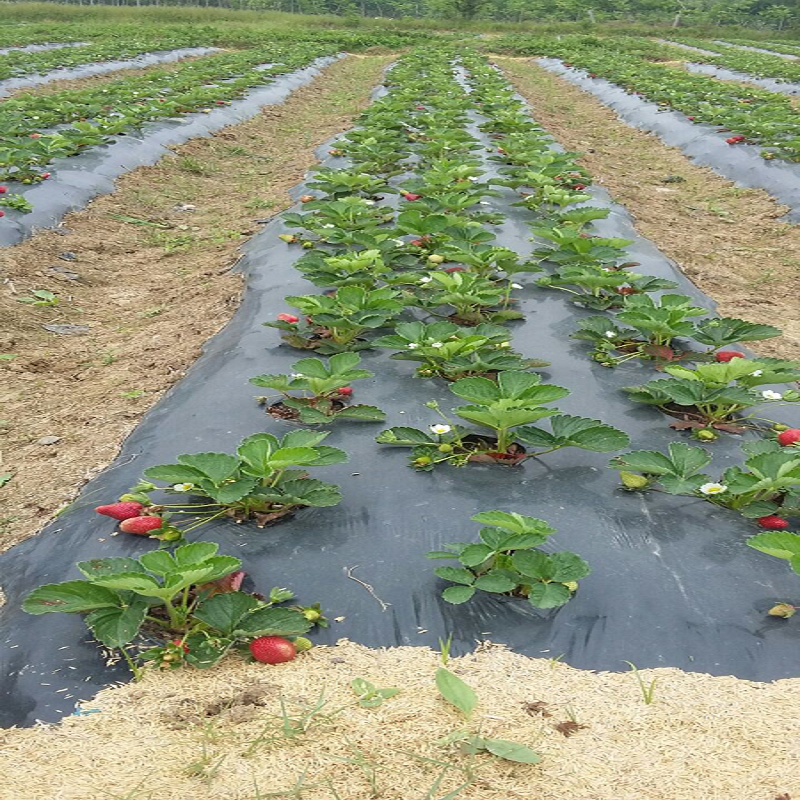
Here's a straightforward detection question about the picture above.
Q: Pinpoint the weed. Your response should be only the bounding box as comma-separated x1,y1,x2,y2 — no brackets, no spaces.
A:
177,156,211,176
624,661,658,704
17,290,59,307
120,389,146,400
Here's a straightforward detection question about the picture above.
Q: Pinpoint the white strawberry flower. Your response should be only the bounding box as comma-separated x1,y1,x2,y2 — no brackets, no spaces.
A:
479,201,490,205
699,483,727,495
496,341,511,348
172,483,195,492
430,424,451,435
511,283,522,289
605,331,617,338
751,370,763,377
762,390,783,400
290,373,304,378
364,200,375,205
322,224,335,229
407,343,419,349
468,176,479,182
419,276,432,283
393,239,405,246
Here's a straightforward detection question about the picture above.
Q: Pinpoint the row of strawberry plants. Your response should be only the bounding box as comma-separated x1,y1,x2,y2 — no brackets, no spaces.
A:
0,41,336,213
469,52,800,604
18,49,611,675
491,34,800,163
665,36,800,84
18,46,800,679
0,33,213,81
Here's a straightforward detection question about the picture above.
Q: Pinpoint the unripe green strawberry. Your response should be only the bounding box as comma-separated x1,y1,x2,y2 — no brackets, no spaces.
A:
438,444,453,453
619,471,649,490
118,493,151,505
293,637,313,652
694,429,718,442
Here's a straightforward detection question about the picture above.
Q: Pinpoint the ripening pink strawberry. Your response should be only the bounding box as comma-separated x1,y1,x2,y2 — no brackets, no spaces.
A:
95,502,144,520
277,313,299,323
401,191,422,201
30,133,42,139
0,210,4,218
716,351,745,362
757,516,789,530
119,516,163,535
687,116,695,121
445,266,465,273
777,429,800,446
40,172,51,179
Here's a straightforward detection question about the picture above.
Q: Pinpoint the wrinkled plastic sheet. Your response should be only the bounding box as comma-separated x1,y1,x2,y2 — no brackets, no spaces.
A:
538,57,800,221
1,67,799,728
0,41,87,56
0,46,220,98
0,55,341,248
716,41,798,60
657,39,800,94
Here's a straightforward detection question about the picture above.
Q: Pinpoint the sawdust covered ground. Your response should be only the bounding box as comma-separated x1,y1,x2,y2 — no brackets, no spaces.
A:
0,640,797,800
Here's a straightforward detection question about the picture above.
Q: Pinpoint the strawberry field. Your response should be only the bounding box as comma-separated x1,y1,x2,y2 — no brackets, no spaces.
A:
0,17,800,795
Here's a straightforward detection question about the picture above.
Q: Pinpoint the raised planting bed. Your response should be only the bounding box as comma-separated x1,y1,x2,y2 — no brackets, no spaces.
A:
1,47,799,729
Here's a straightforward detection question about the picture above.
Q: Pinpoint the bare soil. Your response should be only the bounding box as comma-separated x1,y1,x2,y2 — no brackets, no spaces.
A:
0,53,394,552
496,58,800,360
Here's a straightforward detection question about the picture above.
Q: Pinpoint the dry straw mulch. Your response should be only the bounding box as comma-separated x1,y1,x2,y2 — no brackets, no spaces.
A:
1,640,798,800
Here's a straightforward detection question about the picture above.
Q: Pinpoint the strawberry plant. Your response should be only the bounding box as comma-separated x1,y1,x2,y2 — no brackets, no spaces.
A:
265,287,405,353
373,320,547,380
377,370,629,470
623,358,800,434
537,264,677,311
427,510,590,608
22,542,314,674
250,352,385,424
121,431,346,531
610,440,800,523
293,248,394,289
306,167,388,199
411,270,522,326
282,197,395,241
532,227,634,269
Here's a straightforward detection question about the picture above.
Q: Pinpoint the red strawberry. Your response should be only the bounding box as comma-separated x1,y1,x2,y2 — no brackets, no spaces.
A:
338,386,353,396
277,313,299,323
0,210,4,218
119,516,163,535
401,191,422,201
415,105,426,110
0,186,6,193
445,266,465,273
687,116,695,121
757,516,789,530
95,501,144,521
410,239,424,247
40,172,50,179
777,429,800,446
716,350,745,362
249,636,296,664
171,639,189,653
